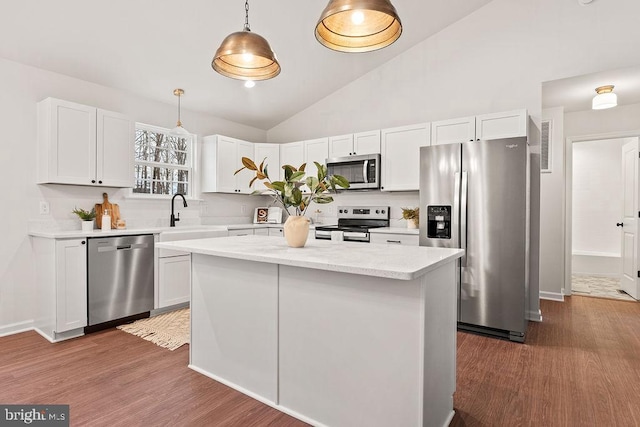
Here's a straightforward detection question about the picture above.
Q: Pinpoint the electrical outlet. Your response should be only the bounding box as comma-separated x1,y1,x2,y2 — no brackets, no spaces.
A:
241,205,247,215
39,201,50,215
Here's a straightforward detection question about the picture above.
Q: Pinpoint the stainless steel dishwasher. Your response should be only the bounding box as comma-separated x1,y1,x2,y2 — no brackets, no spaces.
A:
87,234,154,327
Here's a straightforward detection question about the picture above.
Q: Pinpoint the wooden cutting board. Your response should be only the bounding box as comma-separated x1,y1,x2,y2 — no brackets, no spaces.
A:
95,192,121,229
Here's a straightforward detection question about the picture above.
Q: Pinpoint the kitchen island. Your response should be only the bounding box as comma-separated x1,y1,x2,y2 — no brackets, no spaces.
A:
156,235,463,427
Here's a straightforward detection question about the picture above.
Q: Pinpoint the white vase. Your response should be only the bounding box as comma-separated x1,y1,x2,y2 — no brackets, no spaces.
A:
81,220,94,232
407,218,418,229
283,215,310,248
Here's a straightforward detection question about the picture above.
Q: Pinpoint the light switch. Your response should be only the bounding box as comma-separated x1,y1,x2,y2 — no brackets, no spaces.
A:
39,201,50,215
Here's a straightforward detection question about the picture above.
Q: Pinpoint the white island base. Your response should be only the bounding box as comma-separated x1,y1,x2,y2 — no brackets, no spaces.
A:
165,236,463,427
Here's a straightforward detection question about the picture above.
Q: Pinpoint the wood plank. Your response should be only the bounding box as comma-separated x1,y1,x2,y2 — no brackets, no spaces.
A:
0,295,638,426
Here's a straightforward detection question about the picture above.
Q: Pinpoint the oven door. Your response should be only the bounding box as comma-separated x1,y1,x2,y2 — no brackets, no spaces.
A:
326,154,380,190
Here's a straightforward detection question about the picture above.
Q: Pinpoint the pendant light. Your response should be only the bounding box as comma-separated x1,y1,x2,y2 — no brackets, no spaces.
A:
170,89,190,136
592,85,618,110
315,0,402,53
212,0,280,81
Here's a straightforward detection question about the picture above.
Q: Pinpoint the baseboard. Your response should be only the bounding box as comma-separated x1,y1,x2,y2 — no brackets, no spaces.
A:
0,320,34,337
527,309,543,322
539,291,564,302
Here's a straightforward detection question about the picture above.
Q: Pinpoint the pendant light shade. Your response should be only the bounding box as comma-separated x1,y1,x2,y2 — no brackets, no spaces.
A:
592,85,617,110
170,89,190,136
315,0,402,53
212,0,280,81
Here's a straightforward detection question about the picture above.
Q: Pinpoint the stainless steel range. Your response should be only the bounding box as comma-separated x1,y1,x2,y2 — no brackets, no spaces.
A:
315,206,390,243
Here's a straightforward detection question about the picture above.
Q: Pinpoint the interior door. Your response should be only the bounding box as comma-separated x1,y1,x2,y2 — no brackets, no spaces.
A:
620,139,639,299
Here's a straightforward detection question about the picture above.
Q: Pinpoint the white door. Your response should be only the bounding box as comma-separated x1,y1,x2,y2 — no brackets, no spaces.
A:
620,139,639,299
97,109,134,187
328,134,354,158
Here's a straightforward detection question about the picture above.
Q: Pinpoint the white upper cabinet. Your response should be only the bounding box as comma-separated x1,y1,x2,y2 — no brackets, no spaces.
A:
328,134,354,158
431,116,476,145
432,110,528,145
475,109,527,140
253,143,280,191
279,141,305,181
353,130,381,155
328,131,381,158
381,123,430,192
37,98,134,187
304,137,329,181
201,135,255,194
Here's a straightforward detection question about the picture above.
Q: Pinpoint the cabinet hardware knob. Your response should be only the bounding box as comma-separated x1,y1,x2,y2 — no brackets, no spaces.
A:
616,222,624,227
91,180,96,183
81,241,86,245
98,180,102,184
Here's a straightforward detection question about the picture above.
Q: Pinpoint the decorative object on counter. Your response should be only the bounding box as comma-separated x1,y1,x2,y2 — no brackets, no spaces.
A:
116,219,127,230
95,193,121,229
101,209,111,231
117,308,190,351
170,89,190,136
254,207,269,223
212,0,281,82
235,156,349,247
402,207,419,229
72,207,96,232
315,0,402,53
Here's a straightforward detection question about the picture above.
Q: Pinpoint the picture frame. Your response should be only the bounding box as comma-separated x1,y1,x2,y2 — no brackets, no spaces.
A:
254,207,269,223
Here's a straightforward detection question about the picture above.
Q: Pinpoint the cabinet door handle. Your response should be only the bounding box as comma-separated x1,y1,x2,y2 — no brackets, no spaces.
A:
387,240,401,244
98,180,102,184
91,180,96,184
81,241,86,245
616,222,624,227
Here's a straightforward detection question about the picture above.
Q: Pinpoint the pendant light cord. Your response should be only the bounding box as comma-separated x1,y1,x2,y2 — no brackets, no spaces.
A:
244,0,251,31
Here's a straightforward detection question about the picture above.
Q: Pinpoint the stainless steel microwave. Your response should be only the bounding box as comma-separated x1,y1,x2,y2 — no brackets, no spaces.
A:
326,153,380,190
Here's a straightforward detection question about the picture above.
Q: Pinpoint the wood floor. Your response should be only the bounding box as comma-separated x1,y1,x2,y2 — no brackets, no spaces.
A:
1,296,638,426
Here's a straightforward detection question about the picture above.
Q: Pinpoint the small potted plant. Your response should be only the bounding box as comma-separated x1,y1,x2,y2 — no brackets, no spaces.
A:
72,207,97,232
401,207,419,229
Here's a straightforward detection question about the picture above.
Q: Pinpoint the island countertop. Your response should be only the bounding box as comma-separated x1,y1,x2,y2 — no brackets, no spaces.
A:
156,235,463,280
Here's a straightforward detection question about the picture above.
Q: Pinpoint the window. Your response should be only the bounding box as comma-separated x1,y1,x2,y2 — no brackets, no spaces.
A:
134,123,194,197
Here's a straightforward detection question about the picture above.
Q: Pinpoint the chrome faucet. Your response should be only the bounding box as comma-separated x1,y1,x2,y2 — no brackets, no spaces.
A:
170,193,188,227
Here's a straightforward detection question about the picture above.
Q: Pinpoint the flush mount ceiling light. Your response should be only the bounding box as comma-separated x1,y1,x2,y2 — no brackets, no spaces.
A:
170,89,190,136
592,85,618,110
315,0,402,53
212,0,280,81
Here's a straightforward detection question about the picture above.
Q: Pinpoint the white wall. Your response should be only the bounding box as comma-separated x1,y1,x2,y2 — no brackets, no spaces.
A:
0,56,268,334
572,138,624,256
267,0,640,318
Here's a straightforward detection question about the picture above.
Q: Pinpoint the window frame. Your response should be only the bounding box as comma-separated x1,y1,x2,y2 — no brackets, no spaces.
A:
132,122,197,199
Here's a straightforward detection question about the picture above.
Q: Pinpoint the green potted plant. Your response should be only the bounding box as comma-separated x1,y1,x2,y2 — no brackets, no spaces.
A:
72,207,97,232
235,157,349,247
401,207,419,229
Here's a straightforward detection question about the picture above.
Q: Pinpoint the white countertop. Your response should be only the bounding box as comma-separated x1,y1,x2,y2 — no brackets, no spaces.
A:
157,235,463,280
368,227,419,235
27,223,303,239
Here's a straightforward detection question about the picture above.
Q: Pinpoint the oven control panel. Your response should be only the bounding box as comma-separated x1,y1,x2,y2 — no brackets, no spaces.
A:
337,206,389,220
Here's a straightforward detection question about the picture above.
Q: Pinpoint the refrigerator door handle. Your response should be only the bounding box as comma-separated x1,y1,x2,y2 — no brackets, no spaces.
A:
460,171,468,266
454,171,461,247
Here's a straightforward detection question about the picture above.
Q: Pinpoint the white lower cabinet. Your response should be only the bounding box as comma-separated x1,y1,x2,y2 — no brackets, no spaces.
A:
254,228,269,236
268,227,284,237
33,237,87,341
370,233,419,246
229,228,255,236
158,254,191,308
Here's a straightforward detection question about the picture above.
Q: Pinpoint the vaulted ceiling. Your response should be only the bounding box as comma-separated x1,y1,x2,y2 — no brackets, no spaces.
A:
1,0,494,129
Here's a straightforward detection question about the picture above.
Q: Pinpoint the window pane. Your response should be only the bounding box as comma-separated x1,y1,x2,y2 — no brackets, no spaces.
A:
134,125,193,197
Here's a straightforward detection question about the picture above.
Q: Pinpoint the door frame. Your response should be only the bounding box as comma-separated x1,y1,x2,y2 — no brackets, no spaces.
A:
564,130,640,297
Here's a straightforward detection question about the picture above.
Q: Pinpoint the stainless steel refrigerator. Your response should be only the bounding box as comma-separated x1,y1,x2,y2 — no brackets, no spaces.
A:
419,138,529,342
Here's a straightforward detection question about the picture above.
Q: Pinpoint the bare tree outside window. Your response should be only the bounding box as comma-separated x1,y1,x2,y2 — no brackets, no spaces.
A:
134,124,193,196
